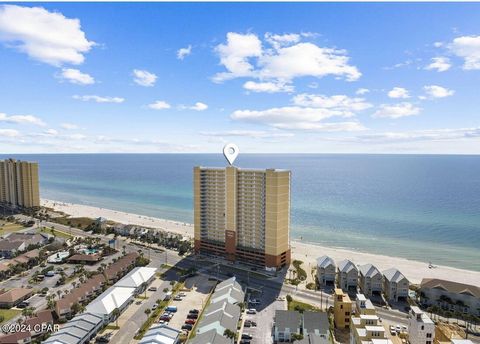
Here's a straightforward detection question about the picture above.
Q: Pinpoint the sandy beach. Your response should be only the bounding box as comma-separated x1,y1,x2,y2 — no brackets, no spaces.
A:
41,198,480,285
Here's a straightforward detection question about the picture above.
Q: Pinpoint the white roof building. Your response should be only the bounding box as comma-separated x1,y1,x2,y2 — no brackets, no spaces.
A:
115,267,157,289
139,324,181,344
86,286,134,318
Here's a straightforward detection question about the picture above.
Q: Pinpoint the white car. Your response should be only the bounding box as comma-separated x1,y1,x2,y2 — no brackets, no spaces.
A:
396,325,401,333
390,325,396,336
246,309,257,314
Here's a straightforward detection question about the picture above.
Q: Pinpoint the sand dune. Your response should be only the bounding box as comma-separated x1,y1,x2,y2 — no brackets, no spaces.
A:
41,198,480,285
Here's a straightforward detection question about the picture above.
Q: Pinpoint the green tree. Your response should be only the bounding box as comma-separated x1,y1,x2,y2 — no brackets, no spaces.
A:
112,308,120,327
223,329,235,339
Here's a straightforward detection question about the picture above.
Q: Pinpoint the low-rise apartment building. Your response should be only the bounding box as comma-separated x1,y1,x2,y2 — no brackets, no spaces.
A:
358,264,382,297
334,288,352,329
0,288,33,308
316,255,336,288
408,306,435,344
382,268,409,302
44,312,103,344
420,279,480,316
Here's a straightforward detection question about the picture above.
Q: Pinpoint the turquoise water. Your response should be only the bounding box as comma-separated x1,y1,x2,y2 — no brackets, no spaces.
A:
2,154,479,271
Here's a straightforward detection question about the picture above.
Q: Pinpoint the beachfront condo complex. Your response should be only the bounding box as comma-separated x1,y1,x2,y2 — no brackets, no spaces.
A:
0,159,40,208
193,166,291,269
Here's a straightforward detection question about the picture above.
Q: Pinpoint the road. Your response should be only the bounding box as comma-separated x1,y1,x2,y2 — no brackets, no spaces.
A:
9,215,459,343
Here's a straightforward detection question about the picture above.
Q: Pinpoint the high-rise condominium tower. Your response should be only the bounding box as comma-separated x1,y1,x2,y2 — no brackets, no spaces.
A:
193,166,291,270
0,159,40,208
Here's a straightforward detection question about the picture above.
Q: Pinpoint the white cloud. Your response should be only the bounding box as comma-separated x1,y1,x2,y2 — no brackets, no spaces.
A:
200,130,294,139
292,94,372,114
58,68,95,85
0,129,19,137
355,127,480,143
213,32,360,84
68,133,86,140
0,112,46,126
0,5,94,66
449,35,480,70
213,32,263,82
243,81,294,93
356,88,370,95
425,57,451,72
44,128,58,136
190,102,208,111
148,100,171,110
423,85,454,98
231,106,365,131
177,45,192,60
132,69,157,87
387,87,410,99
264,32,301,49
373,103,421,119
60,123,79,130
73,95,125,103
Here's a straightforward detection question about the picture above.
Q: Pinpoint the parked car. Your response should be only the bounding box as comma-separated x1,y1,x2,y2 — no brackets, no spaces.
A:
242,334,253,340
148,287,157,292
390,325,396,336
181,324,193,331
187,314,198,319
173,296,182,301
152,304,158,310
240,340,251,344
246,309,257,314
189,309,199,314
185,319,196,325
396,325,401,333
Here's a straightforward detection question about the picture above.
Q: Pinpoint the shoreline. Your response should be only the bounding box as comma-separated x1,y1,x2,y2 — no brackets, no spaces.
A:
41,198,480,285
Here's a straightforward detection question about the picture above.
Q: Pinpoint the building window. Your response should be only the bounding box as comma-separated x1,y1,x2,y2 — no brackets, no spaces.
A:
427,333,432,338
426,341,432,344
421,326,424,330
340,305,343,309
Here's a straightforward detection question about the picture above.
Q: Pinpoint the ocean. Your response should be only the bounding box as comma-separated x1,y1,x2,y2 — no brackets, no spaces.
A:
2,154,479,271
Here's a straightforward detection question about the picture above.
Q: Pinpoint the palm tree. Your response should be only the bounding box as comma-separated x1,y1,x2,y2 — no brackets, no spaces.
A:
144,308,151,319
112,308,120,327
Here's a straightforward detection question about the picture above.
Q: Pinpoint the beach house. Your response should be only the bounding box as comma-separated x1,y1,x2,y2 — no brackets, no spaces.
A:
316,255,336,287
382,268,409,302
358,264,382,297
408,306,435,344
337,259,358,291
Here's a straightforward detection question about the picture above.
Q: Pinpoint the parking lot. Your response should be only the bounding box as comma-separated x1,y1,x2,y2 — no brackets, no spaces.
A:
159,275,215,334
240,289,287,344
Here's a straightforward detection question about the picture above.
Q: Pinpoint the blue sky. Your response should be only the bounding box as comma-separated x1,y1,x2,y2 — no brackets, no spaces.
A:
0,2,480,154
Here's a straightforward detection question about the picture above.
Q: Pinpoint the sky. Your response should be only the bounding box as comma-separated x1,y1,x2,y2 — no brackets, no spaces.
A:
0,2,480,154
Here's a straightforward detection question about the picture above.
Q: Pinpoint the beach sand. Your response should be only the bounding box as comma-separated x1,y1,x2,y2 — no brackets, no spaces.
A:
41,198,480,285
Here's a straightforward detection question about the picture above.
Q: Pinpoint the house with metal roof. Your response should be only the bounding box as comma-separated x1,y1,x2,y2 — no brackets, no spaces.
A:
316,256,336,287
85,286,135,322
358,264,382,297
196,303,240,336
189,329,233,344
139,324,181,344
337,259,358,291
210,278,244,305
43,312,103,344
115,266,157,294
382,268,409,302
420,278,480,316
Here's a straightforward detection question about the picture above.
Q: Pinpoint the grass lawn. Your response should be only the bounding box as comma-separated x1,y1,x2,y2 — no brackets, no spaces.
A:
0,221,25,234
40,227,74,239
51,216,95,230
0,309,21,323
287,298,321,312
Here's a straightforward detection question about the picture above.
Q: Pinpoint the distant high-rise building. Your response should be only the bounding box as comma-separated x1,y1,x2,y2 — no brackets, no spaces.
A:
0,159,40,208
193,166,291,269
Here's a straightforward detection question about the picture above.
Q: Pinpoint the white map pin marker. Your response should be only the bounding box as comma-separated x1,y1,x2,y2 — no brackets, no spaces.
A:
223,143,239,166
